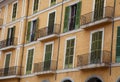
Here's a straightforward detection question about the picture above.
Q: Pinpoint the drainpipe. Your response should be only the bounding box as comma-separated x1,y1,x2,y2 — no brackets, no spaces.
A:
55,0,64,80
110,0,116,75
18,0,30,82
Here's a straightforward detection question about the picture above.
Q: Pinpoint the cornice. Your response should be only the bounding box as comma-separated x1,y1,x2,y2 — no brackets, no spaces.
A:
0,0,17,8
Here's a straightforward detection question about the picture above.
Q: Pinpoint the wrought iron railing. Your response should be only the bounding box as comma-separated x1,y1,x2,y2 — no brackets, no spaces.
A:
0,37,17,49
34,60,57,73
77,50,111,67
80,6,113,26
0,66,22,77
37,24,60,38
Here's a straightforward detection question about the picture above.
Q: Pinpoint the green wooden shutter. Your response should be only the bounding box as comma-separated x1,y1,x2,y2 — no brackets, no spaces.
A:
51,0,56,6
116,26,120,62
12,3,17,20
26,21,31,43
65,39,75,68
26,49,34,74
35,18,39,40
75,2,82,29
63,6,70,33
5,54,11,68
12,26,15,38
7,28,10,39
33,0,39,13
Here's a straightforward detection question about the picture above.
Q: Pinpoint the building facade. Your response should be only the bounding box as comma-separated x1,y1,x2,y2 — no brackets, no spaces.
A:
0,0,120,82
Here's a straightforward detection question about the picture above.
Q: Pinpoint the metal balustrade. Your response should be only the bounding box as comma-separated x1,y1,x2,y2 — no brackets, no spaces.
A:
80,6,113,26
34,60,57,74
0,37,17,49
37,24,60,39
77,50,111,68
0,66,22,77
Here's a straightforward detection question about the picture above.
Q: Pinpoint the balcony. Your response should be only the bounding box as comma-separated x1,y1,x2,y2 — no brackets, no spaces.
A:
77,50,111,69
34,60,56,75
37,24,60,42
0,18,3,27
0,37,17,51
0,66,22,80
80,6,113,29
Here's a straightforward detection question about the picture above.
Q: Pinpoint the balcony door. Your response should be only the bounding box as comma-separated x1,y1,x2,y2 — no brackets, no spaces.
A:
94,0,104,21
90,31,103,64
69,4,77,31
31,20,37,42
4,53,11,76
48,12,55,35
44,43,53,71
6,27,15,46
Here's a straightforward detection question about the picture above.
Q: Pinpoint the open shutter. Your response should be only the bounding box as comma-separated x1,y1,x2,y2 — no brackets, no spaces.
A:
63,6,70,33
26,21,31,43
75,2,82,29
7,28,10,39
12,26,15,38
116,26,120,62
35,18,39,40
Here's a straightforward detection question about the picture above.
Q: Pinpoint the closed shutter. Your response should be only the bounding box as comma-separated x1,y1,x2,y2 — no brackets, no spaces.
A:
26,49,34,74
26,21,31,43
12,3,17,20
116,26,120,62
65,39,75,69
51,0,56,6
5,54,11,68
33,0,39,13
75,2,82,29
44,44,53,70
63,6,70,33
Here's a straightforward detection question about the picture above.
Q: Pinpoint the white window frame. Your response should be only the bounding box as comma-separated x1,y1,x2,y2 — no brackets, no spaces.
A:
11,1,18,21
43,41,54,62
25,47,35,74
47,10,56,27
49,0,57,7
32,0,40,14
28,17,38,42
89,28,104,64
3,52,12,68
63,36,76,69
92,0,106,21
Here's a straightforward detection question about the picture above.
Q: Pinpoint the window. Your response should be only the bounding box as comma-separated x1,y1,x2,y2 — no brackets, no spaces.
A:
63,2,82,32
6,26,15,46
116,26,120,62
94,0,104,21
44,43,53,71
4,53,11,76
65,38,75,69
90,31,103,64
51,0,56,6
26,49,34,74
26,18,39,43
12,2,17,20
48,12,55,35
33,0,39,13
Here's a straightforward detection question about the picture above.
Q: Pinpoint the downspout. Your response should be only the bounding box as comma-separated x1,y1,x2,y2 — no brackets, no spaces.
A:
110,0,116,75
19,0,30,82
55,0,64,80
